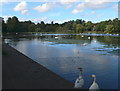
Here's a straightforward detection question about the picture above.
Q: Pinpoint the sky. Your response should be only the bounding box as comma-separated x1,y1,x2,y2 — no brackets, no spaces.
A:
0,0,119,24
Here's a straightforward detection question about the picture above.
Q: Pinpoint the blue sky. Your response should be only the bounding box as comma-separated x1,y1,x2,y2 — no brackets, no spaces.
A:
1,0,119,23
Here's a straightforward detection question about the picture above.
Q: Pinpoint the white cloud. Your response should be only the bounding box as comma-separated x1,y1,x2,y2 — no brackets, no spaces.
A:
1,0,22,3
32,17,69,24
3,15,12,22
2,15,28,22
19,18,28,21
72,0,119,14
60,0,78,8
32,17,47,23
54,19,69,24
72,9,80,14
72,3,84,14
34,3,55,12
41,17,47,21
60,0,78,5
21,10,28,15
113,4,118,11
13,1,28,15
1,0,119,3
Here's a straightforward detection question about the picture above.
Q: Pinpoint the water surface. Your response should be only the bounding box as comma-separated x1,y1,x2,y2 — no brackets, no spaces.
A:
4,33,119,89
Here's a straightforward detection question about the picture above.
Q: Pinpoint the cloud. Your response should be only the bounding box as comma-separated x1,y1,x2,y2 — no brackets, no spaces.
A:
19,18,28,22
113,4,118,11
32,17,47,23
54,19,70,24
1,0,118,3
72,3,84,14
60,0,78,8
72,9,80,14
2,15,29,22
72,0,119,14
32,17,69,24
34,3,55,12
60,0,78,5
21,10,28,15
1,0,22,3
13,1,28,15
3,15,12,22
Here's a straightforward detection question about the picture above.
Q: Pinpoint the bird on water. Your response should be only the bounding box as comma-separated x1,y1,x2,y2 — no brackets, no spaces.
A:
89,74,99,91
74,67,84,89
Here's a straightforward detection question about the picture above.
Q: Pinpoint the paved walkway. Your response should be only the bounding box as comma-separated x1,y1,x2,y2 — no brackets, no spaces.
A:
2,43,74,89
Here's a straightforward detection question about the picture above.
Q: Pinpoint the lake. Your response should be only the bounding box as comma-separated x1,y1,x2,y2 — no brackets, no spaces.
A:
3,33,119,89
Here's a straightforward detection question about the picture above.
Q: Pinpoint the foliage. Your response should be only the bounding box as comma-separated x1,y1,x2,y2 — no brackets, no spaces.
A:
1,16,120,34
104,25,114,33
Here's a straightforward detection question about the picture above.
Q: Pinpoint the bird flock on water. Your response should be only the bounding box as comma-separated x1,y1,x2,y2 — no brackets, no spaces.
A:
74,67,99,91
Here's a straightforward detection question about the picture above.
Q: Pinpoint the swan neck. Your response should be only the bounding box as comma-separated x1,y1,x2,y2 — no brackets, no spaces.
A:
93,77,96,83
79,71,82,76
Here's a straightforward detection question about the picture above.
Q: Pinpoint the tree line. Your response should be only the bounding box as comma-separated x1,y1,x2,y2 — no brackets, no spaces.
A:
1,16,120,34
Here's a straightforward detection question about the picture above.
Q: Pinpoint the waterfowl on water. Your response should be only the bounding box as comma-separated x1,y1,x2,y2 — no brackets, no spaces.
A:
88,37,91,39
81,35,84,37
74,68,84,89
81,43,87,46
89,74,99,91
55,36,59,39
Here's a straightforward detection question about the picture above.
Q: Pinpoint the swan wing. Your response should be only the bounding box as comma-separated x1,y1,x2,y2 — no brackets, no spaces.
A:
74,78,84,88
89,82,99,90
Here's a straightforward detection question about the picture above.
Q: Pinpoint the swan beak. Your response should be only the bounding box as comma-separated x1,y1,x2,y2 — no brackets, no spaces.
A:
91,74,96,78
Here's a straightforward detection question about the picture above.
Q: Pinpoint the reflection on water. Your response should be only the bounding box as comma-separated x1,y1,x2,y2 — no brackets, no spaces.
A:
3,33,119,89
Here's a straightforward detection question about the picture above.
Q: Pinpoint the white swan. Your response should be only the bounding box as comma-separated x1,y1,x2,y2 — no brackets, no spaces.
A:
55,36,60,39
89,74,99,91
81,35,84,37
81,43,88,46
74,68,84,89
88,37,91,39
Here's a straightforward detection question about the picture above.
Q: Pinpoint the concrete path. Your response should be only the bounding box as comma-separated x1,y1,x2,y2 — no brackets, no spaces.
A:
2,43,74,89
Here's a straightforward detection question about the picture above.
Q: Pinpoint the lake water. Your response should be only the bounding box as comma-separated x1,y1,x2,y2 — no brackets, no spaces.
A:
3,33,119,89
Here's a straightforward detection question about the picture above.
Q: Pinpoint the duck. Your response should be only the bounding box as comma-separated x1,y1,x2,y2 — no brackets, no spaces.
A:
74,68,84,89
89,74,99,91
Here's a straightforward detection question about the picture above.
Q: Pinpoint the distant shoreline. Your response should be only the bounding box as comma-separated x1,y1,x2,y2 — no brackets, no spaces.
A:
2,16,119,35
2,32,120,37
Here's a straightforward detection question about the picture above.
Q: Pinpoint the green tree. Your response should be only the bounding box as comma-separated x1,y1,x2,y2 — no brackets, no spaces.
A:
104,25,114,33
76,24,84,33
85,21,93,31
1,17,7,32
28,24,36,32
2,16,120,34
6,16,20,32
35,27,41,32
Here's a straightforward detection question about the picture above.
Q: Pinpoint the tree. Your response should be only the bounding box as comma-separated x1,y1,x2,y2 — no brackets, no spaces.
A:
1,17,7,32
6,16,20,32
28,24,36,32
2,16,120,34
35,28,41,32
51,21,54,25
104,25,114,33
6,17,13,32
76,24,84,33
76,19,83,24
85,21,93,31
41,21,45,24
